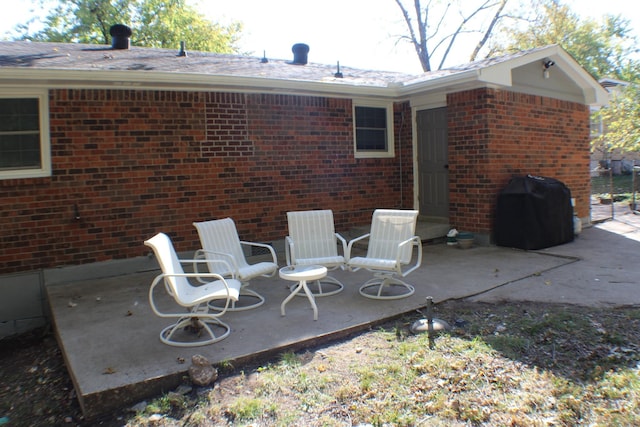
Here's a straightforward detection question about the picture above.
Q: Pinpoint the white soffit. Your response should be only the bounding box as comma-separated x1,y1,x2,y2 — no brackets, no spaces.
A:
419,45,609,106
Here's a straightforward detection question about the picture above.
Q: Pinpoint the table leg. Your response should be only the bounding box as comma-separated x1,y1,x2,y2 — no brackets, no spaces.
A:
301,279,318,321
280,280,318,321
281,281,302,317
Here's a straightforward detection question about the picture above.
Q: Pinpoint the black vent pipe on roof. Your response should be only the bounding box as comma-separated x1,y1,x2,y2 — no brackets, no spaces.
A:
178,41,187,57
291,43,309,65
110,24,132,49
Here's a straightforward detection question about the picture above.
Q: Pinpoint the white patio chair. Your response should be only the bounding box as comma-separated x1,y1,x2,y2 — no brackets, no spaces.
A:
285,209,347,297
193,218,278,311
347,209,422,300
144,232,241,347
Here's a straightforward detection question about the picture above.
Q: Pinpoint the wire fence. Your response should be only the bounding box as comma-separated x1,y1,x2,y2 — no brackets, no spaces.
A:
591,166,640,221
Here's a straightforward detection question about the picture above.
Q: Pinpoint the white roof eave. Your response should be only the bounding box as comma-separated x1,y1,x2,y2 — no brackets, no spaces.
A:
0,44,610,106
487,45,608,105
0,68,400,100
397,69,486,96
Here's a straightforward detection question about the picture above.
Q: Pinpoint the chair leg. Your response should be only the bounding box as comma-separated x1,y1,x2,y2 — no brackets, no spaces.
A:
359,274,415,300
159,316,232,347
291,275,344,297
208,285,265,311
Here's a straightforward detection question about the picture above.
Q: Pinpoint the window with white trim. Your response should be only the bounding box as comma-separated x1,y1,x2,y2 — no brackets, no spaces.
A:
353,101,394,158
0,90,51,180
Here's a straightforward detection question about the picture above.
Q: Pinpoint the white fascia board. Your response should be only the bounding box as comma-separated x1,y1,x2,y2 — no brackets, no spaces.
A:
401,45,609,106
518,45,608,105
397,69,481,96
0,68,399,100
547,57,609,105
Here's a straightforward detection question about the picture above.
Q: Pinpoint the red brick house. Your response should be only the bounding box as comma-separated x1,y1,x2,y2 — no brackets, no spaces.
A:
0,40,607,336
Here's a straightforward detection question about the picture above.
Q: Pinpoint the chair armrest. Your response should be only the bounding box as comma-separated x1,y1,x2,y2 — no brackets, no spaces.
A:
396,236,423,276
158,270,230,282
346,233,370,260
187,254,237,281
335,232,348,256
240,240,278,264
149,270,240,316
193,250,239,272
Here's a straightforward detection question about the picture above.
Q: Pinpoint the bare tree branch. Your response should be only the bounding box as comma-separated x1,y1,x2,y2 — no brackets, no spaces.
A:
393,0,511,72
437,0,495,69
470,0,508,61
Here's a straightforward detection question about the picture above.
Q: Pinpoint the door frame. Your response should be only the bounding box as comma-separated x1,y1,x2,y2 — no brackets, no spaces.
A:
411,98,448,220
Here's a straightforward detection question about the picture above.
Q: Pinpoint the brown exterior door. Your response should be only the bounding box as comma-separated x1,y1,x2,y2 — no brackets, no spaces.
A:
417,107,449,218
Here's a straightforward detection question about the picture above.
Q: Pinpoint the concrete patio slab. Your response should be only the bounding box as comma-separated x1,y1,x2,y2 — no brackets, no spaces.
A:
468,220,640,306
46,215,640,418
46,244,572,417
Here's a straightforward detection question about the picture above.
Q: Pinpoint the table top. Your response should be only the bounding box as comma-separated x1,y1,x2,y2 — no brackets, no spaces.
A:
279,265,327,281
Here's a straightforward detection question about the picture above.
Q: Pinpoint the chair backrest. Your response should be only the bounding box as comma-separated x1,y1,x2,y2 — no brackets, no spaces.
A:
144,232,190,301
193,218,248,275
287,210,338,259
367,209,419,263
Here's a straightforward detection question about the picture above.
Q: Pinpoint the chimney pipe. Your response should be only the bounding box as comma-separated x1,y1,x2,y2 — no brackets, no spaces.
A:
291,43,309,65
110,24,132,50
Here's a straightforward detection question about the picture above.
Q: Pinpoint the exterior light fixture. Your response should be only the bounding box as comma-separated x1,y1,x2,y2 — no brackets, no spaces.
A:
543,59,555,79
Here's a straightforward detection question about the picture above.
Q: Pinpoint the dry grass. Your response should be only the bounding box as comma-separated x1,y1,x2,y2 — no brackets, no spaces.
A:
120,300,640,426
3,300,639,426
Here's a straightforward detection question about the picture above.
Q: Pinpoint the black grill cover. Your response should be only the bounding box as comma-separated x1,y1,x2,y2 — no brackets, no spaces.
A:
495,175,574,250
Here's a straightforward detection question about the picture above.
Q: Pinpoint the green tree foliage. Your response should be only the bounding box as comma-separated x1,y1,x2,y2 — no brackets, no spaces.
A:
593,84,640,154
488,0,640,156
488,0,639,81
17,0,242,53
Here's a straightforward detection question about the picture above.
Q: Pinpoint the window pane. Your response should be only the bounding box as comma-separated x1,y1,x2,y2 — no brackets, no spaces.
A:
355,106,388,152
0,134,41,169
0,98,42,170
356,129,387,150
0,99,39,132
355,106,386,128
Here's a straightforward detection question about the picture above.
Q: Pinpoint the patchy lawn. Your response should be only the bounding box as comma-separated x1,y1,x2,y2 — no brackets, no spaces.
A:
2,300,640,426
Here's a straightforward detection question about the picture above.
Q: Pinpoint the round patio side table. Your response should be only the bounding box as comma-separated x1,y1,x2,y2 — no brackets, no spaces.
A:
279,265,327,321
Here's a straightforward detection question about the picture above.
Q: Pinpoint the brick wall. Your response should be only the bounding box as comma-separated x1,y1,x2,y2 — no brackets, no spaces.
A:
0,89,412,274
447,88,590,236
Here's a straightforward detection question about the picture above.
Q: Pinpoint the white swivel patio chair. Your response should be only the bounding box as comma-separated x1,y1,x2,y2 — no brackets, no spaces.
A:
347,209,422,300
285,209,347,296
193,218,278,311
144,232,241,347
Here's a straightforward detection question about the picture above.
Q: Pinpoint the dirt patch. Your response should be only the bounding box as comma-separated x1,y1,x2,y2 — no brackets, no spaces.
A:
0,327,85,426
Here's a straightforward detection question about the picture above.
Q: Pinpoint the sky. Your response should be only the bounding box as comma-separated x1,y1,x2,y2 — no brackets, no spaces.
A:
0,0,637,74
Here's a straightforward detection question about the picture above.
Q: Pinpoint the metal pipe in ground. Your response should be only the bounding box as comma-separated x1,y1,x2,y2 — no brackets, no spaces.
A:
426,296,435,349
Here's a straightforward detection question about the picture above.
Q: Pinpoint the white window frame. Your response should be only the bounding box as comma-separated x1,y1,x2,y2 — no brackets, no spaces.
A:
0,88,51,180
353,99,395,159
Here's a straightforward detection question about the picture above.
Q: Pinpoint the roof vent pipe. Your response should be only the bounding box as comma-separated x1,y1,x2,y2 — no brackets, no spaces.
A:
291,43,309,65
178,41,187,57
110,24,132,49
